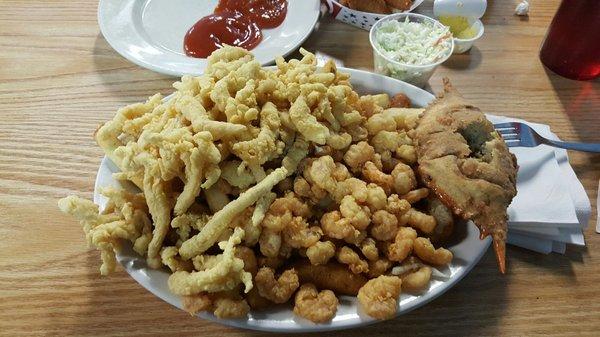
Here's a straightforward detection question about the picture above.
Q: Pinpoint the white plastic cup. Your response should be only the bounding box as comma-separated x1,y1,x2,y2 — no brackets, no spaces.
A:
433,0,487,20
369,13,454,88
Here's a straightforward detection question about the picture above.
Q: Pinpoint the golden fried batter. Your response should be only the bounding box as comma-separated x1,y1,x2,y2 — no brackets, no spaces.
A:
414,78,517,273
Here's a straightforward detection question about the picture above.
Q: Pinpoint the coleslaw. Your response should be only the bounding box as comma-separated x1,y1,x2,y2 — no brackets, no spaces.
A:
374,17,452,65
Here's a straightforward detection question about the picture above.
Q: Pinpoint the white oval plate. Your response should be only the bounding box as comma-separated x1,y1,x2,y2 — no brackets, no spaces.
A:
93,68,490,332
98,0,321,77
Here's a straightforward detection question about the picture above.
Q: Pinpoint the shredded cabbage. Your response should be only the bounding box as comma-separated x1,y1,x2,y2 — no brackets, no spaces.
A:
375,17,451,65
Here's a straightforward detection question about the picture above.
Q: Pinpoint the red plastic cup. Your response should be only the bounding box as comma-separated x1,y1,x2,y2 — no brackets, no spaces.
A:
539,0,600,81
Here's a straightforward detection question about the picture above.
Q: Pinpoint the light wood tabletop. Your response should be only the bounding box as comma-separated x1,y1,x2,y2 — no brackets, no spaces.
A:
1,0,598,336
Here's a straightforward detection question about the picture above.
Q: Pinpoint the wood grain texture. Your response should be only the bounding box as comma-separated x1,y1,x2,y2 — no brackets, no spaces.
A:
1,0,599,336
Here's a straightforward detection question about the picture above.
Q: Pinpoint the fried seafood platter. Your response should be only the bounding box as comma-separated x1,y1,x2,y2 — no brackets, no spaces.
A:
59,46,509,329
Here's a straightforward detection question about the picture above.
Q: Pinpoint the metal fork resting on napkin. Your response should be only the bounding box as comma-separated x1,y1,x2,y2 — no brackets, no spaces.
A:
494,122,600,153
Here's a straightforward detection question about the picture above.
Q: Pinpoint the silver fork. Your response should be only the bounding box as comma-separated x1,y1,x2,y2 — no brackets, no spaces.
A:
494,122,600,153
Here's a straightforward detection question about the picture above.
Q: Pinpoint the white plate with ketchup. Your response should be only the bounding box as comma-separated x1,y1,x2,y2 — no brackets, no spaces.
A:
98,0,321,77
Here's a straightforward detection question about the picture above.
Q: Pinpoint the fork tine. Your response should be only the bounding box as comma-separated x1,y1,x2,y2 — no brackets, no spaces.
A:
496,127,517,134
504,140,521,147
500,133,520,141
493,122,517,129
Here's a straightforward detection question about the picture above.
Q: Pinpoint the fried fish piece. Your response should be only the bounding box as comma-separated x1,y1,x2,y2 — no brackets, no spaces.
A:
345,0,391,14
384,0,413,11
293,261,368,295
414,78,517,273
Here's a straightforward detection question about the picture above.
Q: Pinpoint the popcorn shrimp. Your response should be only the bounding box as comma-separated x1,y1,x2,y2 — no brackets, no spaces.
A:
413,237,453,265
357,275,402,320
395,144,417,164
387,227,417,262
360,238,379,261
401,188,430,204
343,141,375,171
402,208,437,234
181,293,212,315
255,267,300,303
370,210,399,241
401,266,432,293
213,297,250,319
320,210,358,241
282,216,322,248
364,183,388,212
386,194,411,216
362,161,393,194
366,112,397,136
340,195,371,230
306,241,336,265
336,246,369,274
391,162,417,195
367,258,392,278
294,284,338,323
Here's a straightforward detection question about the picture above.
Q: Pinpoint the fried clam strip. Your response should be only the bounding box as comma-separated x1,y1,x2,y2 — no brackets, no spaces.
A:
232,101,285,167
414,79,517,273
220,160,255,189
98,90,243,187
173,93,247,140
179,167,288,260
174,132,222,215
101,187,152,254
282,135,309,173
113,116,224,266
138,154,172,268
101,96,229,266
94,94,163,188
168,227,252,295
58,191,150,275
248,192,277,246
289,95,330,145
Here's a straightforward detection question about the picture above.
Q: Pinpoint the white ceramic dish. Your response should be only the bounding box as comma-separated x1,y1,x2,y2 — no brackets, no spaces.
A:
452,19,484,54
97,0,320,77
325,0,425,31
93,68,490,332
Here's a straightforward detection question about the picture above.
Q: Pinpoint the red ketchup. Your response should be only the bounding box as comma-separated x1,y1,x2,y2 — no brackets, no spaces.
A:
184,0,288,58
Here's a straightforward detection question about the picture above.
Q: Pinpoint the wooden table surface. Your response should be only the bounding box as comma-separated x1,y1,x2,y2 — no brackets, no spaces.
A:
1,0,599,336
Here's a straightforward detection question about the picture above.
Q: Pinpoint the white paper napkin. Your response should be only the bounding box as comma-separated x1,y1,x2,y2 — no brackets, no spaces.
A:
486,115,591,254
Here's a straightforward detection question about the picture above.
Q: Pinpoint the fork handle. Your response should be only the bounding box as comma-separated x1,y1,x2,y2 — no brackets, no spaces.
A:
543,139,600,153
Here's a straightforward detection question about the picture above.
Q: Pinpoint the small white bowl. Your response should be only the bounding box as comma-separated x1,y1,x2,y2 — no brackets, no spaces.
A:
452,19,484,54
369,13,454,88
